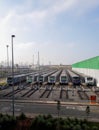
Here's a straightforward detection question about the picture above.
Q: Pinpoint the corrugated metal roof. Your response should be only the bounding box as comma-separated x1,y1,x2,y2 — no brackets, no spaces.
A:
72,56,99,69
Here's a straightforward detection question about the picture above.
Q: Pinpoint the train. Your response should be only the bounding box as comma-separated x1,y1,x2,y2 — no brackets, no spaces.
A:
48,69,62,84
67,70,81,85
7,73,32,85
84,76,95,86
26,69,51,83
26,73,41,83
72,70,96,86
37,70,57,84
26,69,57,84
60,69,69,84
78,73,95,86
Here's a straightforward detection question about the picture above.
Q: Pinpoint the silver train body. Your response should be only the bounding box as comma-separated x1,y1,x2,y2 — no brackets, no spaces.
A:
68,70,81,85
37,70,57,84
60,70,68,84
78,72,95,86
26,73,38,83
84,76,95,86
48,70,61,84
26,69,56,83
7,73,31,85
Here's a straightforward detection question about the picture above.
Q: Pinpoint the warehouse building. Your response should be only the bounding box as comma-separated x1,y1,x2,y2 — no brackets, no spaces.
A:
72,56,99,87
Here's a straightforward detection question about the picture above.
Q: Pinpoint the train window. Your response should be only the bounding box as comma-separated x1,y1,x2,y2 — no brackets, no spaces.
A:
73,77,80,80
87,77,93,80
61,76,66,80
50,76,55,80
7,77,12,80
39,77,43,81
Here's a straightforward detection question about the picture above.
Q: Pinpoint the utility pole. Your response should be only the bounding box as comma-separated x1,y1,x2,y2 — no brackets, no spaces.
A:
38,52,40,70
57,100,61,118
33,54,34,68
6,45,9,67
38,52,40,88
6,45,9,76
11,35,15,117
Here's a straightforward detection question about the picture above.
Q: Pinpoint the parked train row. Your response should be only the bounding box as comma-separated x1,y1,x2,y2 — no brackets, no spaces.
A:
7,69,96,86
71,70,96,86
7,68,57,85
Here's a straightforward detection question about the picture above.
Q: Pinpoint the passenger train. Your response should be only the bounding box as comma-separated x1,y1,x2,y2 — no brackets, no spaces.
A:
84,76,95,86
48,70,62,84
77,72,95,86
37,70,57,84
60,70,68,84
7,73,31,85
26,74,36,83
67,70,81,85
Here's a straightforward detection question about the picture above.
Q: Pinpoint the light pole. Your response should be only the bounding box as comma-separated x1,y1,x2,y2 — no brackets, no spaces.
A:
6,45,9,73
11,35,15,117
33,54,34,68
38,52,40,86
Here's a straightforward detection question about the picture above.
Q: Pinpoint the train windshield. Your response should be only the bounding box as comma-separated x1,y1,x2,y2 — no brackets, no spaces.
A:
61,76,66,80
87,77,93,81
50,76,55,81
39,76,43,81
73,77,80,80
7,77,12,80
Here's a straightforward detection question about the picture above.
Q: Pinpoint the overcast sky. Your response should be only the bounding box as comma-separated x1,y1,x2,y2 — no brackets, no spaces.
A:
0,0,99,65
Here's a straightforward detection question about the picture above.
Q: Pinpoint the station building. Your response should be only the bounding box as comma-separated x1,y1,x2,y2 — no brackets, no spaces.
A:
72,56,99,87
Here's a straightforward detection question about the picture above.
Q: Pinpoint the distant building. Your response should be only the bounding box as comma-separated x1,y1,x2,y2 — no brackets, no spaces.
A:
72,56,99,87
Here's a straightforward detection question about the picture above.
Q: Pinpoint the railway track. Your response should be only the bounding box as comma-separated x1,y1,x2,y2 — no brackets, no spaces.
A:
27,89,38,97
77,90,89,100
60,90,68,99
95,91,99,97
7,89,23,97
21,85,41,97
21,88,34,97
40,86,53,98
40,89,52,98
3,83,30,97
3,88,19,97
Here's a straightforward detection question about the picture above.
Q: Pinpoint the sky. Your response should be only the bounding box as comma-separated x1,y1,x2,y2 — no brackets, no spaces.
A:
0,0,99,66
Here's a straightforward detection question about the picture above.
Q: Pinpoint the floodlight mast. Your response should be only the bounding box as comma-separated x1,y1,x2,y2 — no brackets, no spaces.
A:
11,35,15,117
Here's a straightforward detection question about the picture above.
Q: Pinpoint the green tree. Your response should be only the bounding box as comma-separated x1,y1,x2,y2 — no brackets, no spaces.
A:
92,126,98,130
18,112,26,120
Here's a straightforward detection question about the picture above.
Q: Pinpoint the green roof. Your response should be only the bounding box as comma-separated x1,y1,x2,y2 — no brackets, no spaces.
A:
72,56,99,70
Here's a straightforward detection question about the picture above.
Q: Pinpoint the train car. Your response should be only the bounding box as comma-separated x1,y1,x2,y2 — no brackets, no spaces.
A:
26,73,41,83
26,69,52,83
67,70,81,85
48,70,62,84
26,75,35,83
37,70,57,84
60,70,68,84
84,76,95,86
7,73,30,85
72,70,95,86
79,73,95,86
26,71,40,83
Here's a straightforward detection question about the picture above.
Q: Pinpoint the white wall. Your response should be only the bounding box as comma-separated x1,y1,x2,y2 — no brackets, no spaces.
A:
72,68,99,87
